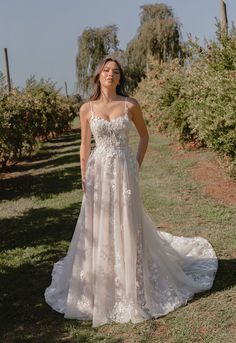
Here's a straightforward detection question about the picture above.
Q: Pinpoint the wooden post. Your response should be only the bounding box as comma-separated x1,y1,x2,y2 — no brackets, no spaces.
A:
4,48,11,94
64,81,68,98
220,0,228,34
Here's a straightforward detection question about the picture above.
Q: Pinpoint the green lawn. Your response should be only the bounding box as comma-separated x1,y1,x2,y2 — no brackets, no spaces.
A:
0,118,235,343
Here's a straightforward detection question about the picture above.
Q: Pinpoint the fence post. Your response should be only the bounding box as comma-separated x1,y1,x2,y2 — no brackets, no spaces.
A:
64,81,68,98
220,0,228,34
4,48,11,94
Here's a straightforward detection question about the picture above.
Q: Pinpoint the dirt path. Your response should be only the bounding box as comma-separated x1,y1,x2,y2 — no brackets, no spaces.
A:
170,141,236,207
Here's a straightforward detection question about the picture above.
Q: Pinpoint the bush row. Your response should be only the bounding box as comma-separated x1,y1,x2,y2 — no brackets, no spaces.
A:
0,80,78,168
134,27,236,176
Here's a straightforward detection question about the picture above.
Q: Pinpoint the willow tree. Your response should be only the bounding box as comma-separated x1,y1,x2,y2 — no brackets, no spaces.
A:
126,3,183,90
76,25,119,97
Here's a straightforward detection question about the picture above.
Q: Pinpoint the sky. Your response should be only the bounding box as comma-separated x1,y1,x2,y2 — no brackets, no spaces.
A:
0,0,235,95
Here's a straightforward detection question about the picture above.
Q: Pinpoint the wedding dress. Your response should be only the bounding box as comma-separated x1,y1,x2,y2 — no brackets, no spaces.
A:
44,97,218,328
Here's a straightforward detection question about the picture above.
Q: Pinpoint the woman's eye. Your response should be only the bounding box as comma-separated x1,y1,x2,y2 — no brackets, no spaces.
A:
103,69,119,74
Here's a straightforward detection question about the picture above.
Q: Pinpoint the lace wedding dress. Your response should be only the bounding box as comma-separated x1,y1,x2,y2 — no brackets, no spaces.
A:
45,97,218,328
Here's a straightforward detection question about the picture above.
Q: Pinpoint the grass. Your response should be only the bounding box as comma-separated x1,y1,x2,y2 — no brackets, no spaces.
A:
0,117,235,343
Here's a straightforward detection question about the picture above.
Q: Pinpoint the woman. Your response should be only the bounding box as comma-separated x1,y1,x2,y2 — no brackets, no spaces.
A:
45,57,218,328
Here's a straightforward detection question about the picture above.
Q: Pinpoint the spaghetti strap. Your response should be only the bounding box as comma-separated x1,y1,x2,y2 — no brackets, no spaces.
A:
124,97,128,113
89,101,94,121
89,101,93,113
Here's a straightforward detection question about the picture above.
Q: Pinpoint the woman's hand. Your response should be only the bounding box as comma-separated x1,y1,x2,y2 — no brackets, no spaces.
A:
136,158,141,170
82,178,86,193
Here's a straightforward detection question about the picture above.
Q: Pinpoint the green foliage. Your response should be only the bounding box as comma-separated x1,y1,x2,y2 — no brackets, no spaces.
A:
126,3,183,90
75,4,183,95
209,22,236,71
134,58,190,137
0,71,7,91
134,26,236,174
0,79,77,168
76,25,119,96
140,3,174,24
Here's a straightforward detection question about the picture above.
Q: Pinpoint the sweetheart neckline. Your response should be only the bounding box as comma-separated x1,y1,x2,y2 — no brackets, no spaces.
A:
90,111,130,123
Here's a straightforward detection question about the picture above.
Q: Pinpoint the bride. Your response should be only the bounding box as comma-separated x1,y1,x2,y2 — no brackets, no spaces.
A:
44,57,218,328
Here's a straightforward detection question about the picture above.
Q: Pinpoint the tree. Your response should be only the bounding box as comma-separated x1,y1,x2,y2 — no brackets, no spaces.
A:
76,25,119,97
126,3,183,91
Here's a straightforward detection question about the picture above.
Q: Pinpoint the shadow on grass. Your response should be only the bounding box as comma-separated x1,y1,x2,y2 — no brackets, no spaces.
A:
43,147,80,155
0,127,82,201
188,258,236,304
6,145,81,174
0,162,82,201
213,258,236,292
0,200,90,343
49,130,80,144
0,127,96,202
0,126,80,176
0,202,82,251
0,252,96,343
42,142,80,152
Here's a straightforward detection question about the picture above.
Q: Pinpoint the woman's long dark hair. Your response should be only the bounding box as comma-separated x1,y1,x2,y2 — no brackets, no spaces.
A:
89,57,128,100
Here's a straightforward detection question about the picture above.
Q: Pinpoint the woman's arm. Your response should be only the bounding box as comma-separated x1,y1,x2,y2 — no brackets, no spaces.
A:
129,98,149,168
79,103,92,192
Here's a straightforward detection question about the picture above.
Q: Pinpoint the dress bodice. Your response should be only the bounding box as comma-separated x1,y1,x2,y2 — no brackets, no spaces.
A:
89,98,132,154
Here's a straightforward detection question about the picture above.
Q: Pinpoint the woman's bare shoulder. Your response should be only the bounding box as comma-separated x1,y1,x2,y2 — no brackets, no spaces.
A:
79,101,91,120
126,96,141,110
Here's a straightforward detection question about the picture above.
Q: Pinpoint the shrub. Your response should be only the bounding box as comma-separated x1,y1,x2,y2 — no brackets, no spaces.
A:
133,26,236,175
0,80,77,168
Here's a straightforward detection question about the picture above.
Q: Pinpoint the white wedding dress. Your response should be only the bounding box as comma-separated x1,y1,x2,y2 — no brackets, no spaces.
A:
45,97,218,328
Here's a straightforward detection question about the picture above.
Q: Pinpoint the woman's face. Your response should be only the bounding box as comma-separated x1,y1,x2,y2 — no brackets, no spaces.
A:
99,61,120,90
